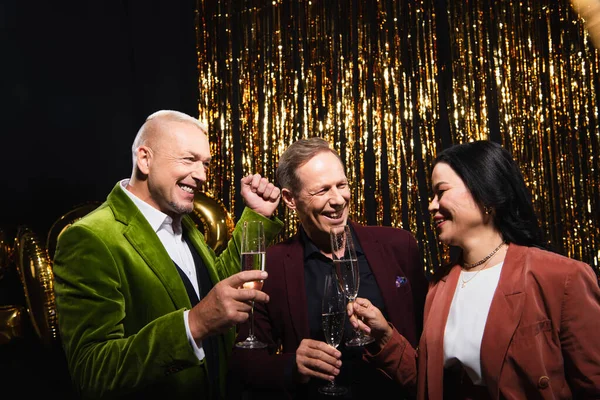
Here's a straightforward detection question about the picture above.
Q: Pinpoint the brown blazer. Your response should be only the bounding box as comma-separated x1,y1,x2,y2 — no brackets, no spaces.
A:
367,243,600,399
228,221,429,398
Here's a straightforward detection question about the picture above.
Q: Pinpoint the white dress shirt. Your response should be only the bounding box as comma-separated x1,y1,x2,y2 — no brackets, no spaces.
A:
119,179,205,360
443,261,503,385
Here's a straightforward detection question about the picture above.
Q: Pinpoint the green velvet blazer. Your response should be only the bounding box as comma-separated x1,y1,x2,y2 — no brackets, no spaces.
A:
53,182,283,399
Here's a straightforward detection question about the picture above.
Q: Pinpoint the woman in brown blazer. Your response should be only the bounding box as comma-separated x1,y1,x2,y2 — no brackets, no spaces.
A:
349,140,600,399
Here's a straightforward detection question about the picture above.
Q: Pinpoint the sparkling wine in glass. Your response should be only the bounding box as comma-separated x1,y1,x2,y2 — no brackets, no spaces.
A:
235,220,267,349
330,225,375,347
318,270,348,396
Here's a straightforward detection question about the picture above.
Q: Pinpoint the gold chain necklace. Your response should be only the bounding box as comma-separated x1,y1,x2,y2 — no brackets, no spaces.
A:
461,243,506,288
461,262,489,288
463,241,506,270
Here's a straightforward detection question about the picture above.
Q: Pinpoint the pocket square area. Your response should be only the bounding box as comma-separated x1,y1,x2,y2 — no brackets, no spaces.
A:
395,276,407,287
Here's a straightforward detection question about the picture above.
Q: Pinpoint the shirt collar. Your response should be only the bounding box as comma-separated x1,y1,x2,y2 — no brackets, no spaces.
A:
300,226,322,261
300,222,364,261
119,179,182,235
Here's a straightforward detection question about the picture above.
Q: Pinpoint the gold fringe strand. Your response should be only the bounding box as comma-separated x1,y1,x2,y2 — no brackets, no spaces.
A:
196,0,599,275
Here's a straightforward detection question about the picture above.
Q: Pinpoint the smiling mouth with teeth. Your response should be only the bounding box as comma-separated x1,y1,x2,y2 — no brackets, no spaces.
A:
179,184,195,194
325,208,346,219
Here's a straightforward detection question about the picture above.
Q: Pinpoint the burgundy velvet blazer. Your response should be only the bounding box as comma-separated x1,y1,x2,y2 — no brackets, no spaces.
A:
228,221,429,396
366,243,600,399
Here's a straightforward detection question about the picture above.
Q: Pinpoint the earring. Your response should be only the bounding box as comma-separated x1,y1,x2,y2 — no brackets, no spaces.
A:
484,206,492,215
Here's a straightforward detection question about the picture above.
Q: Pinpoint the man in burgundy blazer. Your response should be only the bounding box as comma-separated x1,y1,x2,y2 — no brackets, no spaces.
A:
228,137,428,399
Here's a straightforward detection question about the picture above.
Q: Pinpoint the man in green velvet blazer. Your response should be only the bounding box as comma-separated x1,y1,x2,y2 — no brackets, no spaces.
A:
52,110,283,399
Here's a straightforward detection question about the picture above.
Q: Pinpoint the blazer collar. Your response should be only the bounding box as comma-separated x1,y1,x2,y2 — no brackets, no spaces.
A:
424,263,461,399
182,216,220,285
480,243,527,396
282,235,310,340
350,222,404,329
106,183,192,310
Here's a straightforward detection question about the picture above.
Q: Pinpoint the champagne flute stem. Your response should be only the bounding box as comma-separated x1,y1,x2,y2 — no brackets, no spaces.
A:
248,300,256,339
328,377,336,389
349,298,360,339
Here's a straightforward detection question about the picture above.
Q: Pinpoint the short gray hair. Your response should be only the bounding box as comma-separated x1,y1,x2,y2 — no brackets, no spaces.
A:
131,110,208,167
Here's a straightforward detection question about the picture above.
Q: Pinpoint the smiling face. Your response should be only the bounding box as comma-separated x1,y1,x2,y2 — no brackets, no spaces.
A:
132,119,211,219
282,150,350,250
428,162,487,248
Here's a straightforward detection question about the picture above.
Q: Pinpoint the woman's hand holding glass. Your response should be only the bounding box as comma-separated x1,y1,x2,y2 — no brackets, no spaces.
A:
330,225,375,346
347,297,394,349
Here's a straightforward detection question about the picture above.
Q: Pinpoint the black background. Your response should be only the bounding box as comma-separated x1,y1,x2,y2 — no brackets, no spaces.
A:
1,0,200,238
1,1,199,396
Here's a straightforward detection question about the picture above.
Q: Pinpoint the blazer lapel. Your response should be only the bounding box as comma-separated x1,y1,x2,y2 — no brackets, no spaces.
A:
480,244,526,397
182,216,219,284
425,266,461,400
283,237,311,340
107,185,192,310
125,222,192,310
352,223,397,314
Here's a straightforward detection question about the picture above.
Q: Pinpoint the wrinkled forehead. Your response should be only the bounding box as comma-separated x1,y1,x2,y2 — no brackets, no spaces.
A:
298,153,347,188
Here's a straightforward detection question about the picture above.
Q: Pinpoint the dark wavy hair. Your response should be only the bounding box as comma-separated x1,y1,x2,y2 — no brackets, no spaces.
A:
433,140,547,249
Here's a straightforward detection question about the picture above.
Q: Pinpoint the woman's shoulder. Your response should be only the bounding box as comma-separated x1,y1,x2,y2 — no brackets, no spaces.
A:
516,244,591,270
511,244,598,284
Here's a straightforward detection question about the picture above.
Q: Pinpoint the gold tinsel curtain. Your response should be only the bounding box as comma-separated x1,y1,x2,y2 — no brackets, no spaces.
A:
196,0,599,275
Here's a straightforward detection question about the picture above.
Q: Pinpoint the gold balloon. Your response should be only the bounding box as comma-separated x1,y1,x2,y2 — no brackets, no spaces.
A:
0,230,23,344
46,201,101,260
0,305,24,345
15,226,59,347
0,229,13,282
191,191,235,255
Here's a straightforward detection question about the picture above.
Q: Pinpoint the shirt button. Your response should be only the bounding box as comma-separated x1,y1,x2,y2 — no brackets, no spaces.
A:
538,376,550,389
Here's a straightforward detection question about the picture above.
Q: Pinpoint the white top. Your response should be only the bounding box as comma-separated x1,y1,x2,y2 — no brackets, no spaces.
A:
443,262,503,385
120,179,205,360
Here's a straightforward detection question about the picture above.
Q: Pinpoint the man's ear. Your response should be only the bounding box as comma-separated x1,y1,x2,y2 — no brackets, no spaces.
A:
136,146,152,175
281,188,297,210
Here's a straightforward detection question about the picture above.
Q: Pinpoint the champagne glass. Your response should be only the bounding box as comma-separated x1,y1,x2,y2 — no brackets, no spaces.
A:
235,220,267,349
330,225,375,347
318,269,348,396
